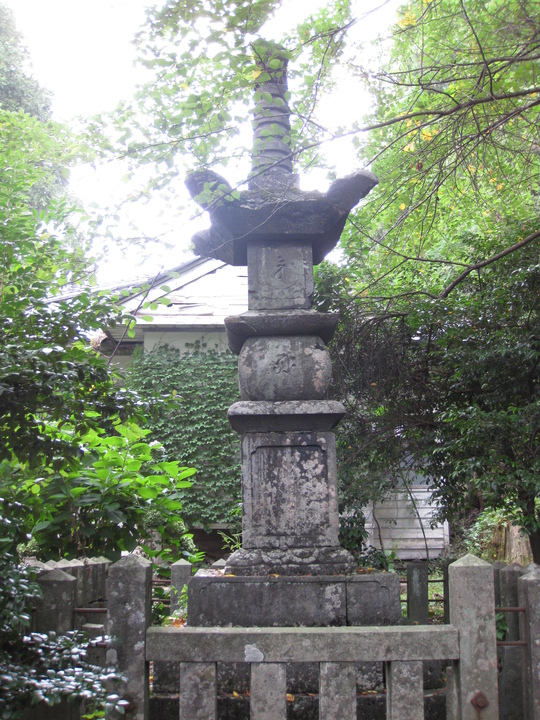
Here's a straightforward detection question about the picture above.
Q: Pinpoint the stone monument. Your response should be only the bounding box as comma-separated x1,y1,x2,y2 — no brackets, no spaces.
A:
186,40,378,580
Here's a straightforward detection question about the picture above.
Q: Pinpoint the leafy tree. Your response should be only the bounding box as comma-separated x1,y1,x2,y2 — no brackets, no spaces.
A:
0,5,51,120
0,10,197,567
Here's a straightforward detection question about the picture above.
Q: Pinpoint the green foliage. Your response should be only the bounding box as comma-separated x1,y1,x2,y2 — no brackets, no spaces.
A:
0,421,196,561
0,5,51,120
127,343,241,527
0,107,138,470
0,505,124,719
463,508,511,561
87,0,354,205
0,34,195,564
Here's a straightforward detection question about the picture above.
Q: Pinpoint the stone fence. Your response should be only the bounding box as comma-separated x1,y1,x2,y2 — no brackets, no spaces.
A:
27,555,540,720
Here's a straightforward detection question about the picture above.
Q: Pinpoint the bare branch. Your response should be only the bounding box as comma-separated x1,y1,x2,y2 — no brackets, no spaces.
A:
439,228,540,298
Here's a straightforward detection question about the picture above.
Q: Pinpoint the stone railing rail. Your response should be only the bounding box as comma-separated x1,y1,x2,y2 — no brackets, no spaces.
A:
147,624,458,719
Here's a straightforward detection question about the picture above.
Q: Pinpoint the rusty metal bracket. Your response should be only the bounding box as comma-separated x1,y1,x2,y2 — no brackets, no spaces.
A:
471,691,489,714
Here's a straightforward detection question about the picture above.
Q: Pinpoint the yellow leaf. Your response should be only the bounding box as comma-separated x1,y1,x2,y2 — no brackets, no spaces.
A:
233,691,241,698
400,203,406,210
286,694,295,702
250,69,262,80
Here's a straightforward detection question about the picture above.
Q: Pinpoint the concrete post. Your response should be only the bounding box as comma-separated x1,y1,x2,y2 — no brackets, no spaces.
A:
170,558,192,616
107,555,152,720
179,663,217,720
386,661,424,720
250,663,287,720
320,662,356,719
35,569,76,634
518,565,540,720
492,560,506,609
448,554,499,720
88,556,111,606
407,561,429,624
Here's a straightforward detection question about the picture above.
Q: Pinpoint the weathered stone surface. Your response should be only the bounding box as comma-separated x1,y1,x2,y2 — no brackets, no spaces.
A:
150,690,447,720
499,646,525,720
189,187,369,266
386,660,424,720
224,546,356,576
170,558,192,616
326,171,379,212
35,569,76,634
448,554,499,720
82,623,106,666
319,662,356,720
187,572,347,627
407,561,429,624
187,572,403,626
347,574,402,626
146,624,459,663
238,336,331,401
228,400,345,433
497,563,526,720
492,560,506,608
224,311,338,355
251,663,287,720
247,242,313,311
107,555,152,720
179,662,217,720
236,431,340,559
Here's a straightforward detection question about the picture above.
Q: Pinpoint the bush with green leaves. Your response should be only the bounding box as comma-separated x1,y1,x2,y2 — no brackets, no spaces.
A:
0,504,125,720
127,343,241,528
0,420,197,562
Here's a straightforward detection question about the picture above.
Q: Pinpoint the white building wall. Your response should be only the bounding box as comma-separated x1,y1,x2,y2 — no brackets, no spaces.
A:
364,487,450,560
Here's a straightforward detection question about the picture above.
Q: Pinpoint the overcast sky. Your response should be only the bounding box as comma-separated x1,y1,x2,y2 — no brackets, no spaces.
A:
4,0,396,282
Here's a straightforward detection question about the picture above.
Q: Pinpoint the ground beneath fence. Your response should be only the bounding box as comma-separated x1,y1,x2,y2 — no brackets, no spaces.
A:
149,688,447,720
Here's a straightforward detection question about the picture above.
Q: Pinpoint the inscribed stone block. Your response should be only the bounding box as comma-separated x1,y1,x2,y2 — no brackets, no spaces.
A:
241,431,339,550
247,242,313,311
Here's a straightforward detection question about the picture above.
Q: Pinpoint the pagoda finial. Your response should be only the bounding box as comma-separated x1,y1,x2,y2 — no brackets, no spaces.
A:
249,40,298,191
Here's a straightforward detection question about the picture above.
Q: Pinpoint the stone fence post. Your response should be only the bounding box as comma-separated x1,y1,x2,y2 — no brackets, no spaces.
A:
407,561,429,624
34,569,76,635
447,554,499,720
518,564,540,720
170,558,192,616
107,555,152,720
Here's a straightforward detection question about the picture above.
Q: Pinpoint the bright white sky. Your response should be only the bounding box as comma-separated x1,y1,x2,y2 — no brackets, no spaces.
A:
4,0,398,283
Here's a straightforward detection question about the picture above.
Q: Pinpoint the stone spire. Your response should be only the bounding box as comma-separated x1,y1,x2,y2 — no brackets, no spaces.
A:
249,40,296,190
185,43,378,576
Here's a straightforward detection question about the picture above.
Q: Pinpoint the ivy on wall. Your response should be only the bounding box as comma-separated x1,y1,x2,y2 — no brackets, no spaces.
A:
127,343,241,528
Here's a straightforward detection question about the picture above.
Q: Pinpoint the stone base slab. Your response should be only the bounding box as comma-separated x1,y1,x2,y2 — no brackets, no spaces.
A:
224,546,356,576
187,570,402,627
228,401,345,433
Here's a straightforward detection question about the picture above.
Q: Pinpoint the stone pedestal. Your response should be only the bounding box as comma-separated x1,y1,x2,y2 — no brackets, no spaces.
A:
225,429,355,576
188,570,402,627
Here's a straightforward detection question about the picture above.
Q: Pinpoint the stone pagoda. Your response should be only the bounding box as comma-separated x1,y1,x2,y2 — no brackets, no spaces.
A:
186,40,377,580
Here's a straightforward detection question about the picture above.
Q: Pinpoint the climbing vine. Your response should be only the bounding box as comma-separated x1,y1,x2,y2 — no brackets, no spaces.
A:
127,343,241,528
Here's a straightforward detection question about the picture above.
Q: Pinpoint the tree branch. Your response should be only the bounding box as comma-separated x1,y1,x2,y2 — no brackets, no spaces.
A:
439,228,540,298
